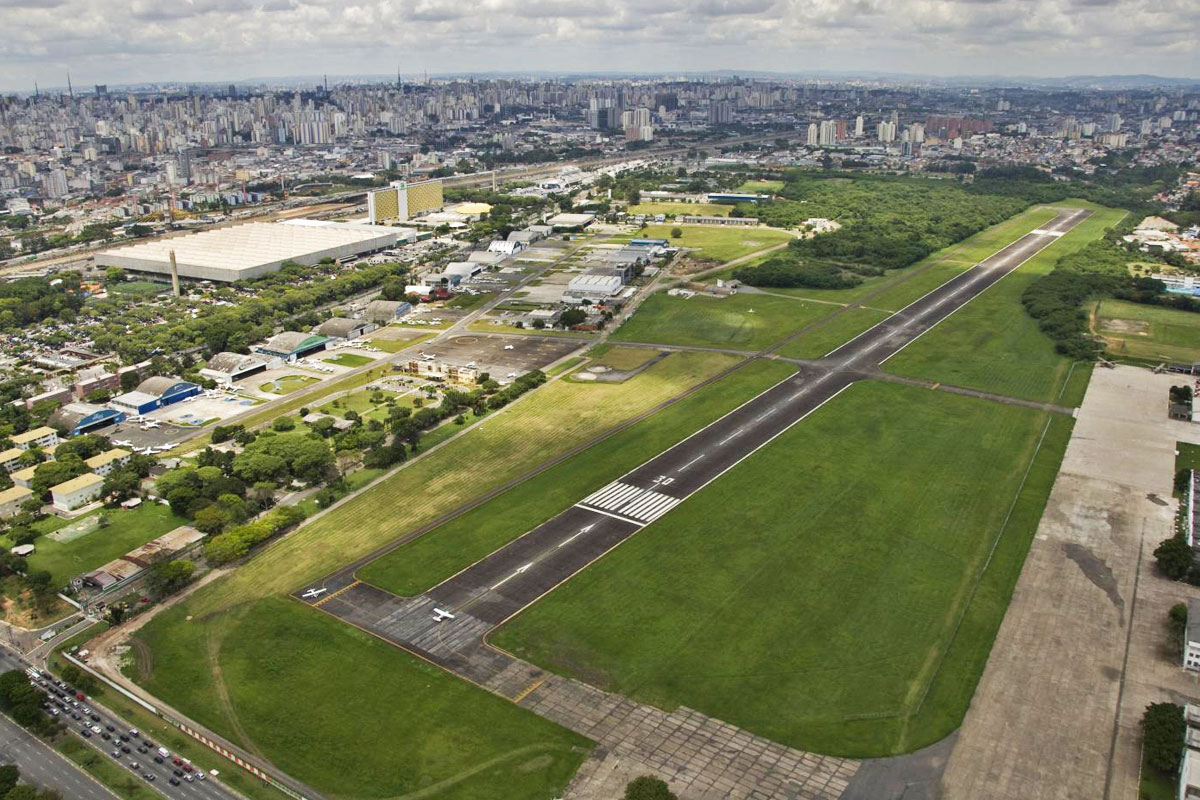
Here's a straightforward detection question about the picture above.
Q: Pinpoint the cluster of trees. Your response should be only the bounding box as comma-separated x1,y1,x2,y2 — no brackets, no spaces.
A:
1022,233,1200,360
624,776,676,800
155,454,261,534
0,671,56,738
1143,703,1186,776
0,275,86,332
204,505,306,565
732,257,862,290
0,763,62,800
143,559,196,599
969,163,1187,215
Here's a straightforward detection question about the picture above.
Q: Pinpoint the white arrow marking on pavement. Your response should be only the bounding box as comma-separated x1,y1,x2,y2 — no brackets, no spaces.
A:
557,523,596,548
491,563,533,590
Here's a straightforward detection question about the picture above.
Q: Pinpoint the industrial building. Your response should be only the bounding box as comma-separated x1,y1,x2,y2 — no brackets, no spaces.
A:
48,402,127,437
80,525,204,592
682,215,760,227
364,300,412,323
366,179,445,224
51,472,105,511
199,352,275,386
257,331,331,361
564,273,624,304
318,317,375,340
95,221,402,283
110,377,201,416
547,212,596,231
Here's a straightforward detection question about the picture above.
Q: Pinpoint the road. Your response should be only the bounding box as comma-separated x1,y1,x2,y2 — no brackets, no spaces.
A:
0,646,240,800
298,209,1090,675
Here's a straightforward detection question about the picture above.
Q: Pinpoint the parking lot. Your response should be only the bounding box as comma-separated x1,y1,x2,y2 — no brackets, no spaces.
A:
417,333,581,377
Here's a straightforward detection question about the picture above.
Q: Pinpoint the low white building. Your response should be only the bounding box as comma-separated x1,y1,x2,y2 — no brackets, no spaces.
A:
1186,597,1200,672
0,486,32,517
487,240,526,256
85,448,132,477
51,472,105,511
11,426,59,451
564,273,623,304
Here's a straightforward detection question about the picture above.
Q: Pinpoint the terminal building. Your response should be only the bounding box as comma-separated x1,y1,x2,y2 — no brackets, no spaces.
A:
110,377,201,416
48,402,126,437
95,221,402,283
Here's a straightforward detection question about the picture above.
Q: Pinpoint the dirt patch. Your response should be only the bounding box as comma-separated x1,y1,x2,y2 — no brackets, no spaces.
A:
1099,318,1150,335
129,637,153,682
673,256,721,276
516,754,554,773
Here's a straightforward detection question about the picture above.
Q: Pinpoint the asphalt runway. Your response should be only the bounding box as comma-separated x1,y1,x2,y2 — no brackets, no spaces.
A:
299,208,1090,667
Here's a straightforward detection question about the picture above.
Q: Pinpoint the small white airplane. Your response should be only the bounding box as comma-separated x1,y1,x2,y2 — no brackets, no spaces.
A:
432,608,456,622
135,447,154,455
503,344,515,350
141,420,161,429
301,587,327,599
113,440,133,448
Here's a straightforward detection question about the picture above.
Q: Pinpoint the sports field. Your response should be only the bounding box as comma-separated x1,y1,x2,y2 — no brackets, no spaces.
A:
360,360,795,595
612,292,834,351
628,203,731,218
133,597,590,799
737,180,785,194
884,202,1126,404
493,381,1074,757
615,225,793,263
26,504,189,587
1094,298,1200,363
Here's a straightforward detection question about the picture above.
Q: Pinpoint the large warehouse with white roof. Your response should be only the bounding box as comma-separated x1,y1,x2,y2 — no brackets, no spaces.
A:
95,220,402,283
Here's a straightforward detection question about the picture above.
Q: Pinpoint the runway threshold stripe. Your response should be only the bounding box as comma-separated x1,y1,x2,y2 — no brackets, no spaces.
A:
575,504,647,527
314,580,360,607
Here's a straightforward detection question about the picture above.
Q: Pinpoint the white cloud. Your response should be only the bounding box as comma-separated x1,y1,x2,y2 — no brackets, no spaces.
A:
0,0,1194,90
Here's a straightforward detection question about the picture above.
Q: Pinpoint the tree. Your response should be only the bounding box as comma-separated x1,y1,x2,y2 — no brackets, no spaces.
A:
559,308,587,328
624,776,676,800
1143,703,1186,774
1169,602,1189,655
143,560,195,599
1154,536,1194,581
670,227,682,239
0,765,18,797
271,416,296,432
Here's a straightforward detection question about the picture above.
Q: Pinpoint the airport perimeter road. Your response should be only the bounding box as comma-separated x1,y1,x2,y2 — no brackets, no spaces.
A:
0,646,239,800
300,208,1089,668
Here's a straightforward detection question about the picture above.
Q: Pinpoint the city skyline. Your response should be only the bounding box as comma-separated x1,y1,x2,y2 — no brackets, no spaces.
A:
0,0,1197,93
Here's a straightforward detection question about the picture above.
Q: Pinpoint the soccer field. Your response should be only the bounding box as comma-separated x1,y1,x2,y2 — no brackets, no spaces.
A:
1095,298,1200,363
493,381,1074,757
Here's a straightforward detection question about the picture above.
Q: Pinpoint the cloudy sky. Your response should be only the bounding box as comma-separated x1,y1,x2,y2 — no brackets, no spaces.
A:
0,0,1196,91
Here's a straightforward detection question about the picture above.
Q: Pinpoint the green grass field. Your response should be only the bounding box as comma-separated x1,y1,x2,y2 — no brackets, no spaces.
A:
737,180,784,194
27,504,189,587
586,344,661,371
884,202,1127,404
494,381,1074,757
1095,298,1200,363
259,375,319,394
323,353,374,368
132,597,590,799
628,203,731,218
613,292,834,351
777,307,890,359
615,225,793,263
360,360,795,595
445,292,492,310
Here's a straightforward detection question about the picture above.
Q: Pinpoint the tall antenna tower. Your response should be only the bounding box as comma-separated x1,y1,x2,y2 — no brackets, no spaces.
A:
66,72,73,99
168,250,181,297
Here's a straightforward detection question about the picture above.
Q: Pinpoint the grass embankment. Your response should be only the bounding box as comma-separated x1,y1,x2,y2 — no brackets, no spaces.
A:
360,360,795,595
1095,298,1200,363
494,381,1074,758
585,344,662,371
884,202,1126,405
322,353,374,368
132,598,589,800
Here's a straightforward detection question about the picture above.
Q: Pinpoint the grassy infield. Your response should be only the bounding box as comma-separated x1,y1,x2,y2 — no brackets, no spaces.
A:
127,200,1124,797
1095,298,1200,364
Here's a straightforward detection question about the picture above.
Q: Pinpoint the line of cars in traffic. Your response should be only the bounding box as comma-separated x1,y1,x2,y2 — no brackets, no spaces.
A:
31,667,211,789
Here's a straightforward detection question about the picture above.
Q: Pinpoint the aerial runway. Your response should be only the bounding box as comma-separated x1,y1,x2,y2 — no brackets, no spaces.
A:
296,208,1090,683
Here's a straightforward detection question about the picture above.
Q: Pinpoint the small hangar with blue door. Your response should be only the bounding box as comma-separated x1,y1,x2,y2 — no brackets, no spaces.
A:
110,376,202,416
48,402,127,437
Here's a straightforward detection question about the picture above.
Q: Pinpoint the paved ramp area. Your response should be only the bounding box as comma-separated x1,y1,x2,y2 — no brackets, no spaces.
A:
942,366,1200,799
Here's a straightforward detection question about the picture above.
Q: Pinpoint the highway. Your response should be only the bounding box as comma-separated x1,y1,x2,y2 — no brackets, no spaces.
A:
0,646,239,800
298,208,1090,680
